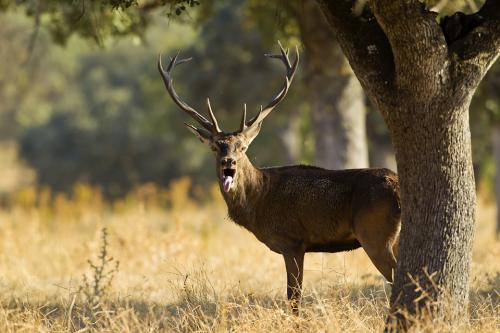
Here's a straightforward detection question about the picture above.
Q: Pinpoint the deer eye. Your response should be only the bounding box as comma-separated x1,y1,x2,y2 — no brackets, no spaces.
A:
234,141,246,152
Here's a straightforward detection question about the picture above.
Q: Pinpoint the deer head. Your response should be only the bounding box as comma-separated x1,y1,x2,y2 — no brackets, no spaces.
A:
158,43,299,193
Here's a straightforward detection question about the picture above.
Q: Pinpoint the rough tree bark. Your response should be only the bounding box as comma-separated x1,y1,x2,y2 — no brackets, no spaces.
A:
317,0,500,329
290,1,368,169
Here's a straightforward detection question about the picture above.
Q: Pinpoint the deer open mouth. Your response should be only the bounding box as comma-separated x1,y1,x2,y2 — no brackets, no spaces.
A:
222,168,236,192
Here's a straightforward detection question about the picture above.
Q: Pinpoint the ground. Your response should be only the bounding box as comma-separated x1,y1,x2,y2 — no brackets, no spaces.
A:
0,179,498,332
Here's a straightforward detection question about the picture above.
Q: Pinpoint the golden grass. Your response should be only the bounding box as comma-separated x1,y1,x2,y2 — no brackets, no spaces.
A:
0,182,498,332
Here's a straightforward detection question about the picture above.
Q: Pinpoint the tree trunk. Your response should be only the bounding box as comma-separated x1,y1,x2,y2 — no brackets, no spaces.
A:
384,99,476,322
309,70,368,169
294,1,368,169
369,138,396,170
277,108,302,164
317,0,500,329
367,107,397,170
492,122,500,236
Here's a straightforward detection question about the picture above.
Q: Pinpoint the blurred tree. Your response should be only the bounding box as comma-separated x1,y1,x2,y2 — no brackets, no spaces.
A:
471,63,500,236
246,0,369,169
366,105,397,170
291,1,368,169
19,30,194,197
0,13,45,140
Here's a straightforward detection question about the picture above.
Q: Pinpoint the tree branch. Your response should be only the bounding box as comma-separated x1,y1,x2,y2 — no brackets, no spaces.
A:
25,0,41,64
369,0,448,95
138,0,168,12
316,0,395,100
448,0,500,87
478,0,500,19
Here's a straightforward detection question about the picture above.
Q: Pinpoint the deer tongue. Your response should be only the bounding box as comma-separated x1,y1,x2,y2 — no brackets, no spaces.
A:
222,176,233,192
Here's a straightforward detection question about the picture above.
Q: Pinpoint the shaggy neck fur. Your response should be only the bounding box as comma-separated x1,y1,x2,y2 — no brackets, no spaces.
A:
219,154,266,224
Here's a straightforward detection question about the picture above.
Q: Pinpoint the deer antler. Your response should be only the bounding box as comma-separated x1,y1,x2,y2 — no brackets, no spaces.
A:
158,52,222,134
240,103,247,131
243,42,299,131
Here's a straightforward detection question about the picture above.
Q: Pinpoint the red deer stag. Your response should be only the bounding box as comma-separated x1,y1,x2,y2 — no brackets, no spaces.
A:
158,43,401,313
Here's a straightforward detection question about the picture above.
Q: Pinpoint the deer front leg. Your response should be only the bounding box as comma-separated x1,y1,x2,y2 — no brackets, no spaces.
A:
283,250,304,314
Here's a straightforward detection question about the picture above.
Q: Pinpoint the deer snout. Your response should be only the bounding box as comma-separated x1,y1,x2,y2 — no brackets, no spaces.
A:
221,158,236,168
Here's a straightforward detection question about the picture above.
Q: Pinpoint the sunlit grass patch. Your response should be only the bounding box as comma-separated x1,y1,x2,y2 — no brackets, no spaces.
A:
0,180,498,332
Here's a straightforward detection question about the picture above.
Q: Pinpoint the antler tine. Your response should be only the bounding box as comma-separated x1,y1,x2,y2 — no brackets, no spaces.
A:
245,43,299,129
184,122,212,138
158,53,216,133
206,98,222,133
240,103,247,131
277,40,292,69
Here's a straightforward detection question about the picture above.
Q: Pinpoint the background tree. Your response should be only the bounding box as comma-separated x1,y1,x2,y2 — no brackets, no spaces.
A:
293,1,368,169
318,0,500,328
485,68,500,236
248,0,369,169
471,62,500,236
366,107,397,170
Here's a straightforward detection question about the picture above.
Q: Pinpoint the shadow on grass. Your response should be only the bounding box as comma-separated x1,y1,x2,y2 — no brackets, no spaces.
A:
0,281,388,330
0,275,497,332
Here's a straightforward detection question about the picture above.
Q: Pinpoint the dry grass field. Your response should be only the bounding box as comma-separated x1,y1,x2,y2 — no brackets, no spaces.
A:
0,179,498,332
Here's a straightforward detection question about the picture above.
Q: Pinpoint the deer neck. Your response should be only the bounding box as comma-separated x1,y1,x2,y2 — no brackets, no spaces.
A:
220,154,265,217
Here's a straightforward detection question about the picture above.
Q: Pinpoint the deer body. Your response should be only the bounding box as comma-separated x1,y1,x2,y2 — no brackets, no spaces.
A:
158,44,400,313
221,161,399,256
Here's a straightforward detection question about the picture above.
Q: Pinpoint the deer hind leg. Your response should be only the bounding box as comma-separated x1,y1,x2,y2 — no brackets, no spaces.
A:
353,202,400,283
283,250,305,314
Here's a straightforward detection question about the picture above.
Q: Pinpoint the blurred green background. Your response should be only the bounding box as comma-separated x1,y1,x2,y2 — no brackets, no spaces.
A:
0,0,498,201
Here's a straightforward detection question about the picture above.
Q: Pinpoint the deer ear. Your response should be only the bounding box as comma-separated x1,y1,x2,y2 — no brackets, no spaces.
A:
243,121,262,145
185,123,213,145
